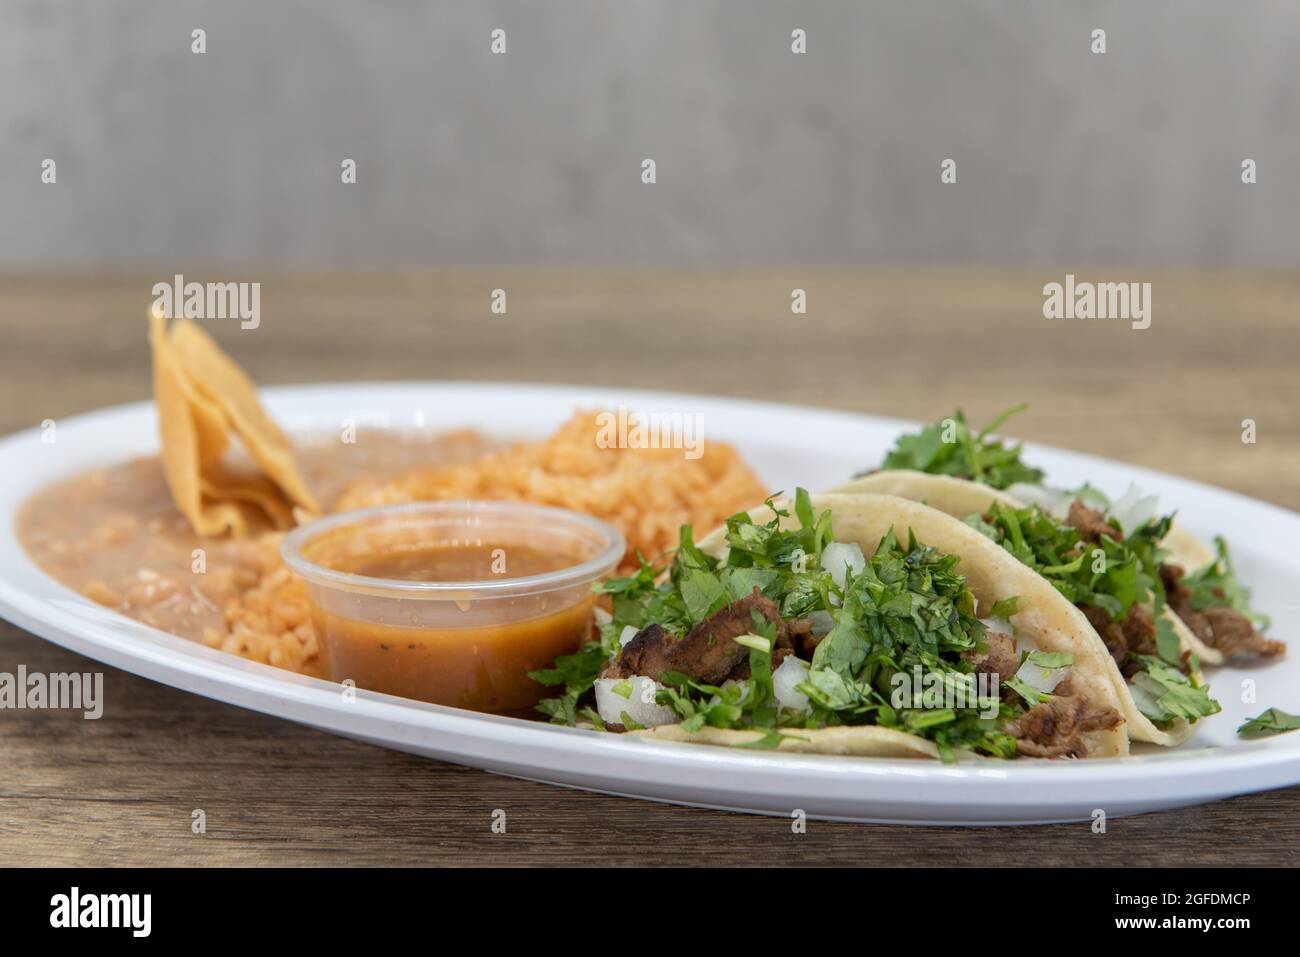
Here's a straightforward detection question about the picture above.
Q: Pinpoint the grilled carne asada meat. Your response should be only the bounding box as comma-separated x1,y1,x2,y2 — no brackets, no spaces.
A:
1160,563,1284,659
1079,602,1164,678
603,589,798,685
1065,500,1122,543
783,616,819,660
1006,695,1123,759
963,630,1020,686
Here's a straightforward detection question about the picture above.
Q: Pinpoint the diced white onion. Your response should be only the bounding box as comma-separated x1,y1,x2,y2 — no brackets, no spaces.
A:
1013,657,1071,696
772,656,812,713
618,625,639,647
594,676,677,728
1108,483,1160,534
980,616,1015,637
1005,482,1073,519
593,606,612,627
1014,636,1040,658
821,541,866,589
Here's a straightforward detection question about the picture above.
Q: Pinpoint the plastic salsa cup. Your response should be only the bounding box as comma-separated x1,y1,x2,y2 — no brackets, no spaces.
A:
281,501,625,715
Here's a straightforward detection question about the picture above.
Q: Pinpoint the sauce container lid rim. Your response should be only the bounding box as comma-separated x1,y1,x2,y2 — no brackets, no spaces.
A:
280,500,626,598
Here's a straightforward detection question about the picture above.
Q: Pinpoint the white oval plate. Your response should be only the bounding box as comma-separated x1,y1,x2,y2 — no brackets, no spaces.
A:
2,382,1298,824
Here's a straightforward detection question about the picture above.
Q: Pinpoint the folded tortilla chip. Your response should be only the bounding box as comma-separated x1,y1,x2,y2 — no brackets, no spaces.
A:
166,318,320,513
150,316,262,536
200,468,296,530
188,374,232,466
149,316,318,536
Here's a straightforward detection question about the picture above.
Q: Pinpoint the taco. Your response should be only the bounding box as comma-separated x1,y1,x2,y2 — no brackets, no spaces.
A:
530,489,1137,761
839,405,1283,666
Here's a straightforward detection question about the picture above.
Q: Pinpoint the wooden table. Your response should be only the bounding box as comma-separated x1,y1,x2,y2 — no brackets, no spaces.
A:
2,270,1298,866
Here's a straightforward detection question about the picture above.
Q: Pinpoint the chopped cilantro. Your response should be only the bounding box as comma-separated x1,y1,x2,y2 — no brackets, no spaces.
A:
987,596,1020,619
731,728,800,750
1025,650,1073,669
1004,676,1052,706
969,502,1170,623
529,642,615,726
1181,536,1270,629
1154,616,1183,667
1237,707,1300,739
1129,656,1222,725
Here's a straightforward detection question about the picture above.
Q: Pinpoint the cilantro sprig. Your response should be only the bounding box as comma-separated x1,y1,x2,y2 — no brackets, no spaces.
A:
879,405,1045,490
1237,707,1300,739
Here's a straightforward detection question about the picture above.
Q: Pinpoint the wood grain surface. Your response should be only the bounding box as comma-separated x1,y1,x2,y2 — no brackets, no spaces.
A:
1,270,1298,866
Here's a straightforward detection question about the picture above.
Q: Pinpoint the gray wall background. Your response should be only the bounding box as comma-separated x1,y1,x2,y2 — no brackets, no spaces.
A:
2,0,1298,268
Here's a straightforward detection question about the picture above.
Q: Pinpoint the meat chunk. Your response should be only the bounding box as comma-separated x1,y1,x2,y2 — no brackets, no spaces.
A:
1200,606,1285,658
1122,605,1158,663
603,589,784,684
784,616,820,660
606,624,677,681
1080,602,1157,678
1160,563,1284,659
681,590,785,682
1006,695,1123,759
1065,500,1122,543
1158,562,1186,602
964,630,1020,685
